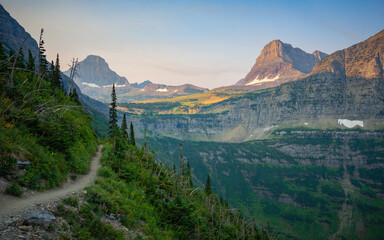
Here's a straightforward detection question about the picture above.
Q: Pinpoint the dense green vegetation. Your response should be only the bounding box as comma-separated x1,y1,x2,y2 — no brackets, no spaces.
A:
0,41,98,191
56,140,271,239
144,131,384,240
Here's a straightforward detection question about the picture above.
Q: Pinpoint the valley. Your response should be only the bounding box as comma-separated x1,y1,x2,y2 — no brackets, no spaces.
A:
1,1,384,239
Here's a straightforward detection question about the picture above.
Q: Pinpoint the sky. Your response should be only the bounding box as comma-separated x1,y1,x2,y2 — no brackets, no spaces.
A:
1,0,383,89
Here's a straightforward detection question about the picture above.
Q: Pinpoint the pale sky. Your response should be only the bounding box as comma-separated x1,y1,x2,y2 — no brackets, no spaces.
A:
1,0,383,89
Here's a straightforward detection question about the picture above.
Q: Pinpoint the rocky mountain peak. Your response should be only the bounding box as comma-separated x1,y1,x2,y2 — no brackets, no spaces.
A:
312,50,328,61
241,40,326,88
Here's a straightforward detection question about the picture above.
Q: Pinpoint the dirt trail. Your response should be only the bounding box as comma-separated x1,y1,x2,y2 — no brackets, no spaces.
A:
0,145,103,217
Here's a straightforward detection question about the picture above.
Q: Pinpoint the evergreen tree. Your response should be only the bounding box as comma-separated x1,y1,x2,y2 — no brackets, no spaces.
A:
0,42,6,62
38,28,48,77
26,49,35,73
129,121,135,146
49,60,55,82
121,113,128,140
205,175,212,195
108,84,118,138
15,47,25,69
69,88,80,103
53,53,62,89
0,42,6,73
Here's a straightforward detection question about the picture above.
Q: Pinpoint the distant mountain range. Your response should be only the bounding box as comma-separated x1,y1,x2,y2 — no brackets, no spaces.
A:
65,55,208,103
236,39,328,88
128,29,384,141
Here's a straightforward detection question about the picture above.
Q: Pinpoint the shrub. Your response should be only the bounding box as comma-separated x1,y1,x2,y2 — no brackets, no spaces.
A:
5,182,23,197
63,196,79,208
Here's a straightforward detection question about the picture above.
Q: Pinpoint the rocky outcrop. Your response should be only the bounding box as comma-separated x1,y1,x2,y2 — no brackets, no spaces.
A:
240,40,327,88
312,30,384,79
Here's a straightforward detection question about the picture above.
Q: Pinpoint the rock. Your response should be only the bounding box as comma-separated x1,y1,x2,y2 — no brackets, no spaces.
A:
24,210,56,228
17,226,32,231
82,190,87,195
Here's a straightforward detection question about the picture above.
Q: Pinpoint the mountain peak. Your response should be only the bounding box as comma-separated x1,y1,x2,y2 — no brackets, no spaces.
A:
241,40,325,88
312,50,328,61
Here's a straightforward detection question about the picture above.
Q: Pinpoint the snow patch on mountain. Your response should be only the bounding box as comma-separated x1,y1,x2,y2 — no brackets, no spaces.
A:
338,119,364,128
246,74,280,86
82,82,101,88
156,88,168,92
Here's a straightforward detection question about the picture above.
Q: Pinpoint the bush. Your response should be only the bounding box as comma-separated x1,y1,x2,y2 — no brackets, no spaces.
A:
63,196,79,208
5,182,23,197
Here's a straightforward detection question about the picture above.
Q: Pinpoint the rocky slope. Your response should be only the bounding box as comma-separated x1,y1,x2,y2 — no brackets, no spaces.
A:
237,40,327,89
312,30,384,79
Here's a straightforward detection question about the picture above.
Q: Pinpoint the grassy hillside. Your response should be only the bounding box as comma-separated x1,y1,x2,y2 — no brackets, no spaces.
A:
0,45,98,192
144,130,384,240
54,140,270,239
118,87,248,114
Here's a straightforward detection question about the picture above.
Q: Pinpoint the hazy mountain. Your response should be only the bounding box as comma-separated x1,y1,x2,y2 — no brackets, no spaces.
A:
0,4,38,60
67,55,208,103
238,40,327,88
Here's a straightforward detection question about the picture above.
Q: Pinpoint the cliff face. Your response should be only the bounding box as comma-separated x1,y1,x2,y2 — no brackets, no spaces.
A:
312,30,384,79
240,40,327,88
132,73,383,141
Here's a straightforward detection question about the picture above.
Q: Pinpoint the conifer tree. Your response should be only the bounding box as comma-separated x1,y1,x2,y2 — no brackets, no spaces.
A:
69,88,80,103
0,42,6,62
109,84,118,138
26,49,35,73
121,113,128,140
53,53,61,89
15,47,25,69
0,43,6,73
205,175,212,195
129,122,135,146
38,28,48,77
49,60,55,82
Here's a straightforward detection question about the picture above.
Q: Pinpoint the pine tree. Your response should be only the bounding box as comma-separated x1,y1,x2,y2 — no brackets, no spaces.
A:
53,53,61,89
121,114,128,140
0,42,6,72
49,60,55,82
15,47,25,69
129,122,135,146
38,28,48,78
70,88,80,103
26,49,35,73
109,84,118,138
205,175,212,195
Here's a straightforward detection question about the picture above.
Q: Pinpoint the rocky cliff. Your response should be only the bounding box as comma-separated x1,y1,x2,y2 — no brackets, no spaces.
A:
239,40,327,88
